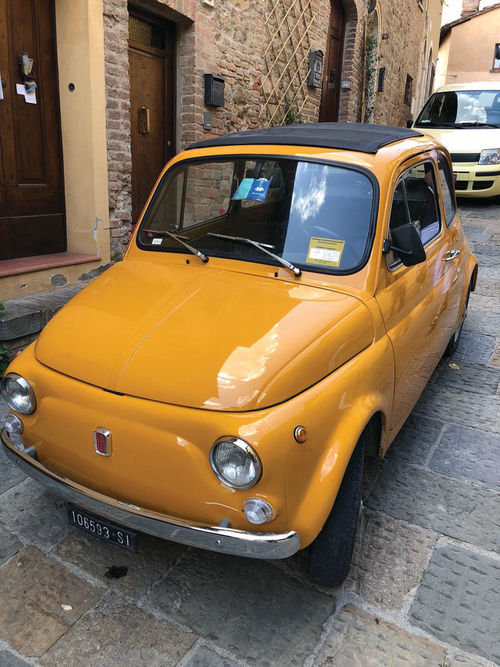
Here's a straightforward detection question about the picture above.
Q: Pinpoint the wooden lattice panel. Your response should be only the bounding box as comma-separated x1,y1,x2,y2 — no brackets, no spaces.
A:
260,0,315,126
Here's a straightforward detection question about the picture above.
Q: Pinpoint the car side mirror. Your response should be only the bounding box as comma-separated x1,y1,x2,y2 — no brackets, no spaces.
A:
406,119,413,128
383,223,426,266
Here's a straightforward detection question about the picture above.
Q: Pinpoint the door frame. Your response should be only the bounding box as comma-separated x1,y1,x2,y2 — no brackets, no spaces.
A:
319,0,345,122
128,5,176,168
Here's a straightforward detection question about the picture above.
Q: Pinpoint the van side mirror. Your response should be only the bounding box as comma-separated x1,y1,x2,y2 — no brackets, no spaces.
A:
383,223,426,266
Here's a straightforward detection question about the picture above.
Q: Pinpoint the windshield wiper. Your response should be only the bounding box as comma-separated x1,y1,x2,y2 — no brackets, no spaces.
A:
142,229,209,263
456,122,499,128
208,233,301,277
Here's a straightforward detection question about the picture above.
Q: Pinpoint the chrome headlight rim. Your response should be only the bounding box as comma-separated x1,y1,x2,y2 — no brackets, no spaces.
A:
209,436,262,490
0,373,37,415
478,148,500,165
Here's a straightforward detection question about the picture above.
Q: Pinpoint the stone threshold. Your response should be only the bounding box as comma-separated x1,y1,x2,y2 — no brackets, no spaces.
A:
0,252,101,278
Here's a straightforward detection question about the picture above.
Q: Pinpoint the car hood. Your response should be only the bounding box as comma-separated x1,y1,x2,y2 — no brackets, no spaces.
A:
417,126,500,154
35,260,373,411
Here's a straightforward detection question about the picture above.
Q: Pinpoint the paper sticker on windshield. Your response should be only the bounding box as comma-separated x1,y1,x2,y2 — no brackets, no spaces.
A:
232,178,270,202
306,237,345,267
152,238,163,245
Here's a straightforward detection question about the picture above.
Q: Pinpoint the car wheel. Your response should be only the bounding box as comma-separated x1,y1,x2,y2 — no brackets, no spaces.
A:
307,431,366,588
444,286,470,357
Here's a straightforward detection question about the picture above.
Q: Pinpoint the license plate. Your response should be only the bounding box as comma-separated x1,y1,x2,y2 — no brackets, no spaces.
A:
68,505,137,551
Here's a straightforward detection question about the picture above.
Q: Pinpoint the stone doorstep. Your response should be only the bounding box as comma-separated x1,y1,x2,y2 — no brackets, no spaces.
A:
0,285,86,351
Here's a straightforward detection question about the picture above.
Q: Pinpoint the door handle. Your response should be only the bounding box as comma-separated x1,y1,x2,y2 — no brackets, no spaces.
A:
442,249,461,261
139,106,150,135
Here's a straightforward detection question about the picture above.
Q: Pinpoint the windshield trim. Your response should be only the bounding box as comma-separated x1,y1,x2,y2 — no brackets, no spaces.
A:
135,153,380,277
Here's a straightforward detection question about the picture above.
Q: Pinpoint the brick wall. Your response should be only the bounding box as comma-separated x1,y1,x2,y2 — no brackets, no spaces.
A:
102,0,436,260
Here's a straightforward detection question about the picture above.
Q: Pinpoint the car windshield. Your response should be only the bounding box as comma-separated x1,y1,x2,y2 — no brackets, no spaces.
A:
137,157,375,274
415,90,500,128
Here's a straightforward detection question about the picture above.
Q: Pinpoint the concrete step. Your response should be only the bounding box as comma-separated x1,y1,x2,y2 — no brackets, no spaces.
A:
0,285,86,356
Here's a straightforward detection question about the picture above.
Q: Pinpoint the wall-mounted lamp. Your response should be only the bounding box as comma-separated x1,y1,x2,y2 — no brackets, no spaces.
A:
382,33,389,40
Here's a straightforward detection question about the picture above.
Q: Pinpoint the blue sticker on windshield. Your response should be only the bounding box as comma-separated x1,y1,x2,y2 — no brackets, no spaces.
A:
232,178,254,200
232,178,270,202
247,178,270,201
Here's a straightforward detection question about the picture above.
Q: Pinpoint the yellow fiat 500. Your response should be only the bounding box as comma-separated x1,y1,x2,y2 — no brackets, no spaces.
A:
1,123,476,586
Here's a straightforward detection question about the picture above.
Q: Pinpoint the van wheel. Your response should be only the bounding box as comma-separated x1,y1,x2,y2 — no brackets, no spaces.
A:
445,286,470,357
308,432,366,588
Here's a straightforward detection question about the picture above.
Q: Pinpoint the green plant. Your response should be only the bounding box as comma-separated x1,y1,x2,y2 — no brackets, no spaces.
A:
0,301,5,310
270,98,303,127
0,347,9,377
362,15,378,123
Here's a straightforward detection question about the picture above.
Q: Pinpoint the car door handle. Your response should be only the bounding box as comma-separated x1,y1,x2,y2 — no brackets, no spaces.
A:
442,249,461,261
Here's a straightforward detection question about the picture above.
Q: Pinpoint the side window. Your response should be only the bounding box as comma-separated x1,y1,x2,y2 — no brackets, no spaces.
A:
386,161,442,270
437,154,456,227
403,163,441,246
386,182,409,268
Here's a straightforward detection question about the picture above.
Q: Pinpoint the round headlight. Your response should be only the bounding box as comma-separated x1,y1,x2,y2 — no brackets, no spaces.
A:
0,373,36,415
210,437,261,490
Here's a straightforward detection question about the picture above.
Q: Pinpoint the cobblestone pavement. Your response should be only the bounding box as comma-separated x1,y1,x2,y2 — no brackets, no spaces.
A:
0,200,499,666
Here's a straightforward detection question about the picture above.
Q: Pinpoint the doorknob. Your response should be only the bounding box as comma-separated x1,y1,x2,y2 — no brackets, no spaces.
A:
139,106,150,135
442,249,461,261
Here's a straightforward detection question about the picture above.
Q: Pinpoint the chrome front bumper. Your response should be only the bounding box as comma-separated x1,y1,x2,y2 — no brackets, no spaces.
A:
1,428,300,559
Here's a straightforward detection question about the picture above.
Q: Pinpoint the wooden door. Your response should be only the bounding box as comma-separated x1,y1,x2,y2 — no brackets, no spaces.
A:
129,9,175,224
0,0,65,261
319,1,345,122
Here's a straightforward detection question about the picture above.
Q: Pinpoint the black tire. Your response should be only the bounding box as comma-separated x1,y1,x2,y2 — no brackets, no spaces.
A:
444,286,470,357
308,432,366,587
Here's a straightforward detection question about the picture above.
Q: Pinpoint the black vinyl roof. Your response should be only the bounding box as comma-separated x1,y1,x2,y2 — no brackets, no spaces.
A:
188,122,423,155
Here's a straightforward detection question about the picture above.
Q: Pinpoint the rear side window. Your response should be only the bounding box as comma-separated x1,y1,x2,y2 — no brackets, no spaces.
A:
437,154,456,227
386,161,442,269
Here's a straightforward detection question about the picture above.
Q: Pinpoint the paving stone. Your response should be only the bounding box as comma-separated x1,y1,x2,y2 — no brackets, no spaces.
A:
345,513,437,610
183,644,238,667
40,590,197,666
489,342,500,369
366,462,500,552
386,414,444,466
414,383,499,434
53,528,186,597
0,545,102,658
465,307,500,338
429,424,500,490
469,293,500,316
473,269,500,297
316,604,446,666
446,654,493,667
0,651,29,666
0,397,9,423
451,331,496,366
0,523,22,566
148,550,335,665
458,201,500,220
0,446,25,496
433,360,499,396
462,224,491,244
410,544,500,663
468,244,499,267
447,655,490,666
0,479,68,547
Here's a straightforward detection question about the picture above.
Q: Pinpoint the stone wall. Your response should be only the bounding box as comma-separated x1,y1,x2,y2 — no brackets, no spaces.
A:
371,0,430,127
101,0,439,261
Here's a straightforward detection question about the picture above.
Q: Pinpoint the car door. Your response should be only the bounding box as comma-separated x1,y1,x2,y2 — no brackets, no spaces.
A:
375,153,464,432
